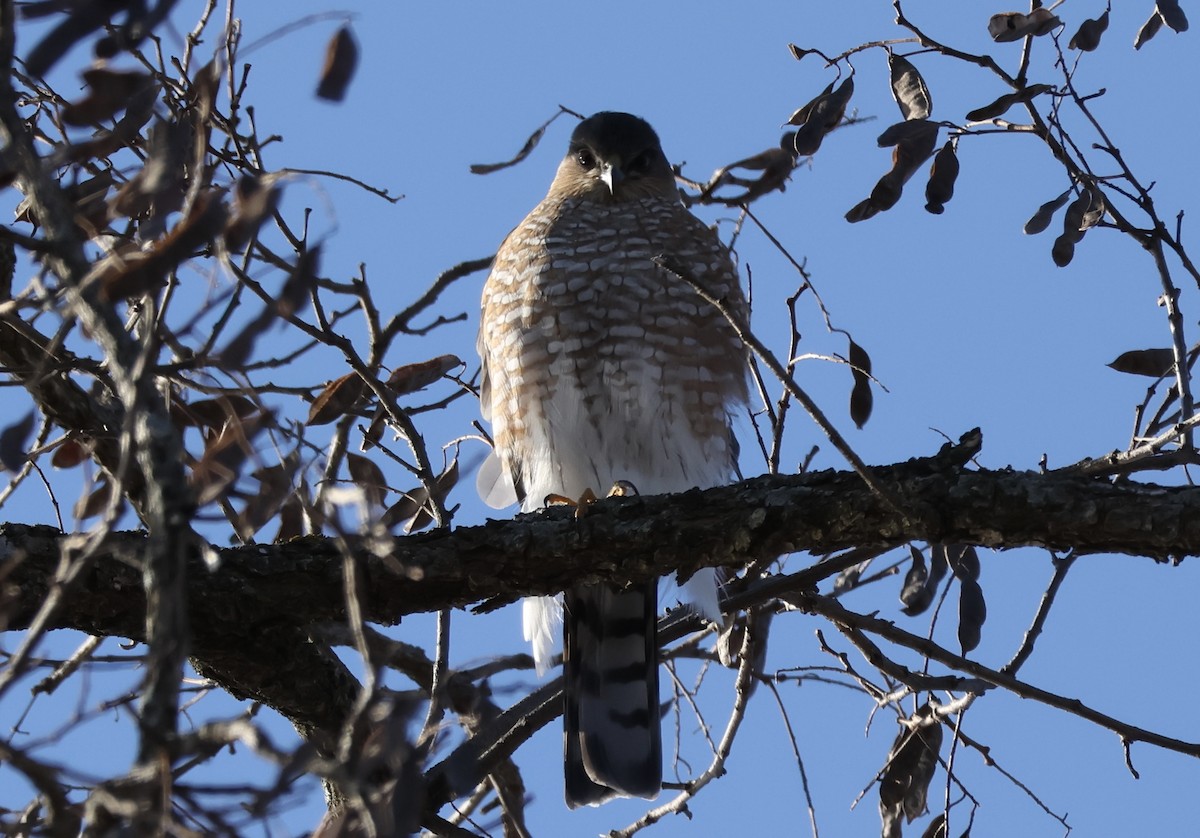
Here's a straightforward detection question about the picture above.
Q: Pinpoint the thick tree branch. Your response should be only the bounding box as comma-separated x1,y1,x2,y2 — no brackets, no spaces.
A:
4,431,1198,647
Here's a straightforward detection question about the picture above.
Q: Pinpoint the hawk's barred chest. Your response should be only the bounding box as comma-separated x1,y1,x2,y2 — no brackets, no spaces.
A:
480,192,748,505
475,111,749,805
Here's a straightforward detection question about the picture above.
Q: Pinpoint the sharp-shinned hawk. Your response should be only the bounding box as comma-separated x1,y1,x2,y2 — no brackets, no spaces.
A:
476,111,749,807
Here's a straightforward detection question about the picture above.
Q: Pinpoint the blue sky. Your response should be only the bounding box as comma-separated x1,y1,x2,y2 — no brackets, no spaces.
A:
4,2,1200,836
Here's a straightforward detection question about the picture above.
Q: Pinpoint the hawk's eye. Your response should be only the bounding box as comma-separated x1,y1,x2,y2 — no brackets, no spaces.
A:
575,149,597,170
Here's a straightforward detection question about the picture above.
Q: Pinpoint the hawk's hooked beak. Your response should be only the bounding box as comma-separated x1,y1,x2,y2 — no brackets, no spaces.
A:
600,162,624,195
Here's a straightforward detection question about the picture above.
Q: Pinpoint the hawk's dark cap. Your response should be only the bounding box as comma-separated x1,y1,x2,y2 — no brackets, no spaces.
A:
569,112,664,159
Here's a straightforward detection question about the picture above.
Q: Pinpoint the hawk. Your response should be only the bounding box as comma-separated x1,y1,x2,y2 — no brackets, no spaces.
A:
476,112,749,807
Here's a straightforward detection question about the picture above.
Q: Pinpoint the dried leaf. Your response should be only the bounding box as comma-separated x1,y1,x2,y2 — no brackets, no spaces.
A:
0,411,35,471
222,245,319,367
820,75,856,125
716,617,745,668
988,9,1061,42
1052,188,1095,266
190,59,221,160
361,406,387,450
928,543,951,589
408,458,459,532
254,456,299,497
75,476,115,520
219,328,258,372
949,544,980,581
172,395,259,428
891,120,939,171
59,79,158,171
900,546,932,615
348,452,389,508
274,493,306,542
316,25,359,102
1065,188,1094,235
965,83,1052,122
1108,348,1176,378
866,154,915,209
224,173,283,250
17,170,113,230
277,244,320,318
888,54,932,121
190,412,270,506
26,4,125,76
62,68,152,126
1051,235,1076,267
880,706,943,833
51,437,90,469
380,492,420,532
1023,188,1072,235
924,140,959,214
700,145,797,204
833,561,867,593
850,121,938,222
877,118,939,148
1026,7,1063,35
844,197,879,223
1157,0,1189,32
921,813,948,838
236,459,299,541
1080,188,1106,230
94,190,228,300
790,76,854,157
1069,9,1110,50
235,492,275,541
308,372,368,426
787,43,815,62
1135,10,1164,48
848,339,873,428
386,354,462,396
987,12,1025,41
958,577,987,654
384,459,459,533
111,117,189,238
786,80,833,127
72,170,116,236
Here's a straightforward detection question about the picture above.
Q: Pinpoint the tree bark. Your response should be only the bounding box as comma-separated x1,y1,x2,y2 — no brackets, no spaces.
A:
4,430,1194,638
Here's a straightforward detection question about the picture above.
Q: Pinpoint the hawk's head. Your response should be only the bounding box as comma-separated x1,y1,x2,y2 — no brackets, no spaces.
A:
550,112,678,203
